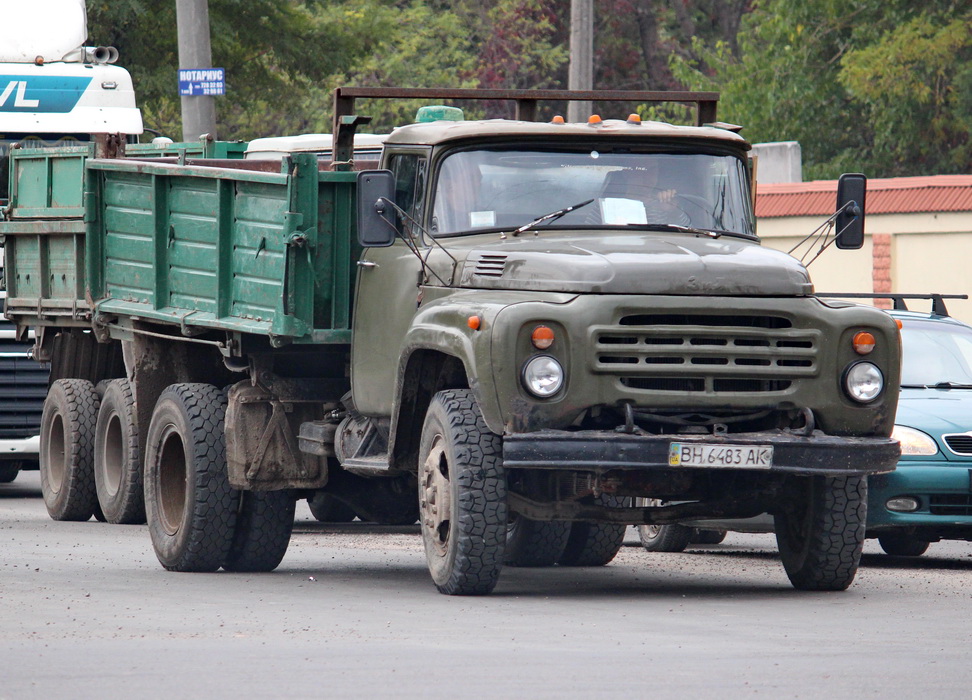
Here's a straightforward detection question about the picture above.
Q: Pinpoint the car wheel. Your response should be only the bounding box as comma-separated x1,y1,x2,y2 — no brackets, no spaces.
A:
40,379,100,521
878,531,929,557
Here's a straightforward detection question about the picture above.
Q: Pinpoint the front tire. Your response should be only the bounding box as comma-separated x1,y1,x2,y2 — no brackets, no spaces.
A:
94,379,145,524
145,384,237,572
774,475,866,591
418,389,507,595
878,531,929,557
39,379,100,521
0,462,22,483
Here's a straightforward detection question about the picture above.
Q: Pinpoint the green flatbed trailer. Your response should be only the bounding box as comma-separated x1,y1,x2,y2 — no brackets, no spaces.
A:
1,88,901,595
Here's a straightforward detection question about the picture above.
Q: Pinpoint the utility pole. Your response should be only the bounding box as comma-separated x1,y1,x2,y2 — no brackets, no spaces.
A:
176,0,217,141
567,0,593,123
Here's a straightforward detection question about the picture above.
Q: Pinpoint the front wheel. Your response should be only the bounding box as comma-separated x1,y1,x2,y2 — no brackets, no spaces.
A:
418,389,507,595
144,384,237,572
774,475,867,591
878,531,929,557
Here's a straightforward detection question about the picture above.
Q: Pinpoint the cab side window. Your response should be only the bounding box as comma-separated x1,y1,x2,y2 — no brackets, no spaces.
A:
387,153,427,233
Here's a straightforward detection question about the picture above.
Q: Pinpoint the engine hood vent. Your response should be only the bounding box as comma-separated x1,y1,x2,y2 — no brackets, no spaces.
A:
472,253,508,278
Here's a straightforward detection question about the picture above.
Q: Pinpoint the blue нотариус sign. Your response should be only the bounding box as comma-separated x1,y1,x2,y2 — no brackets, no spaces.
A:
178,68,225,97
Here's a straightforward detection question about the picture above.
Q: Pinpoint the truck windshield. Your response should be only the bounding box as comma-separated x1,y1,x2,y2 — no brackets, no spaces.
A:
429,148,755,237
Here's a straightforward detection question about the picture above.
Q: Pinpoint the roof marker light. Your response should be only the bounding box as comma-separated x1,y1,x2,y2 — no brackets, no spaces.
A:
588,114,602,126
551,115,565,124
626,114,642,124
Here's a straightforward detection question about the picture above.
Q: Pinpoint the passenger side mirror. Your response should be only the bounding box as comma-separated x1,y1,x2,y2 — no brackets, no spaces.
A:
357,170,397,247
835,173,866,250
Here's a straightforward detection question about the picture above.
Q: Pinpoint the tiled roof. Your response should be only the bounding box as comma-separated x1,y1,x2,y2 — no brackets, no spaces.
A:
756,175,972,218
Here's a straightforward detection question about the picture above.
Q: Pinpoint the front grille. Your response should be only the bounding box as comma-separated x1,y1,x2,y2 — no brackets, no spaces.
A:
0,309,49,439
593,312,818,394
944,434,972,455
929,494,972,516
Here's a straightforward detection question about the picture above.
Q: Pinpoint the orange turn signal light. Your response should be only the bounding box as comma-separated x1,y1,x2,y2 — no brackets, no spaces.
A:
531,325,555,349
468,315,482,331
853,331,876,355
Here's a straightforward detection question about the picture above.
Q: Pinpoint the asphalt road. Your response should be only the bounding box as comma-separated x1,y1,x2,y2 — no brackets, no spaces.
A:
2,470,971,700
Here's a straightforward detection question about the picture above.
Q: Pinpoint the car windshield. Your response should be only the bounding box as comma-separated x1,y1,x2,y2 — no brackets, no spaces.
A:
900,318,972,387
429,148,754,237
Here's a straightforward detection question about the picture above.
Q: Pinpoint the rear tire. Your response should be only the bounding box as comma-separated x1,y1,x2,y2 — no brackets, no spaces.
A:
418,389,506,595
558,496,628,567
145,384,237,572
39,379,100,521
774,475,866,591
505,515,570,567
878,531,929,557
94,379,145,524
223,490,296,572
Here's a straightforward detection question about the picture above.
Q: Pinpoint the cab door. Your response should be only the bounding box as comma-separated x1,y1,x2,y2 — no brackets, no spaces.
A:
350,150,430,417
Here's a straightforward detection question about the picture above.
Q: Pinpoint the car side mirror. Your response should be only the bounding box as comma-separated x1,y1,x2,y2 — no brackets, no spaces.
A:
357,170,397,247
835,173,866,250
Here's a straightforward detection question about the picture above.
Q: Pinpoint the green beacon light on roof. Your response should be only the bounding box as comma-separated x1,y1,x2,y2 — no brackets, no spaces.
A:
415,105,464,123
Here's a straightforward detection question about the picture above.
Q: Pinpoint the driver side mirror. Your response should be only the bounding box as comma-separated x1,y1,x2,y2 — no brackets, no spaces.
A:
357,170,397,247
835,173,866,250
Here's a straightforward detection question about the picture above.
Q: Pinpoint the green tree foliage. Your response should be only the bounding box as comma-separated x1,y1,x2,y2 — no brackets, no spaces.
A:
674,0,971,178
86,0,383,139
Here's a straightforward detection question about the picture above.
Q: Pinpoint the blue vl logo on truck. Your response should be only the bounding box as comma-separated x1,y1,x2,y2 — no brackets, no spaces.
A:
0,76,92,113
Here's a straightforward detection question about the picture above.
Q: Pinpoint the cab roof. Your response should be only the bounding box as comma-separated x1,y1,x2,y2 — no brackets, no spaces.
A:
383,118,750,149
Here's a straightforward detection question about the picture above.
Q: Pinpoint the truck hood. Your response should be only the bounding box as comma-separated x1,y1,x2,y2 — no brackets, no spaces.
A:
456,232,813,295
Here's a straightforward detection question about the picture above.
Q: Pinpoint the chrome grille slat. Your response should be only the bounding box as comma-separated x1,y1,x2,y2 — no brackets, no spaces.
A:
943,433,972,455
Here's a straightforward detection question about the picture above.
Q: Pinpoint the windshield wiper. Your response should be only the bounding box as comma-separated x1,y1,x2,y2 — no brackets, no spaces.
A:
635,223,724,238
901,381,972,389
507,199,594,238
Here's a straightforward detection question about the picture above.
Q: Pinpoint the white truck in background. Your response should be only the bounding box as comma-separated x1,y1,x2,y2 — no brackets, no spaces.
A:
0,0,142,484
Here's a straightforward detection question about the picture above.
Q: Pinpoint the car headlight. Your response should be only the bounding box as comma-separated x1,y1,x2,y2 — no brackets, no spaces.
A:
843,362,884,403
522,355,564,398
891,425,938,456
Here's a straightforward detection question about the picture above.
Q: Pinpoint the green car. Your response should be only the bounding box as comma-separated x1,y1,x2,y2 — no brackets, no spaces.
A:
641,294,972,558
867,300,972,556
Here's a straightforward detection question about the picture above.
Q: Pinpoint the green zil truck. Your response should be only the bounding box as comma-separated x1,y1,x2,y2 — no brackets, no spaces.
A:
1,88,900,594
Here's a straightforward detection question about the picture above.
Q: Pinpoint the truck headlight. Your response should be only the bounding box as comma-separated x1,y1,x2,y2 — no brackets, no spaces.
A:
843,362,883,403
891,425,938,456
522,355,564,398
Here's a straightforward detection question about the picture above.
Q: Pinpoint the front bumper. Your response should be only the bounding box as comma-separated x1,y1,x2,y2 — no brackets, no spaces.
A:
0,434,40,459
503,429,899,476
867,462,972,530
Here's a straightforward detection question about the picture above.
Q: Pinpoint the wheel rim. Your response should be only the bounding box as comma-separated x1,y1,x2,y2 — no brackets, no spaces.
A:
638,498,662,540
47,413,67,493
101,411,124,496
419,434,452,557
157,425,188,536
